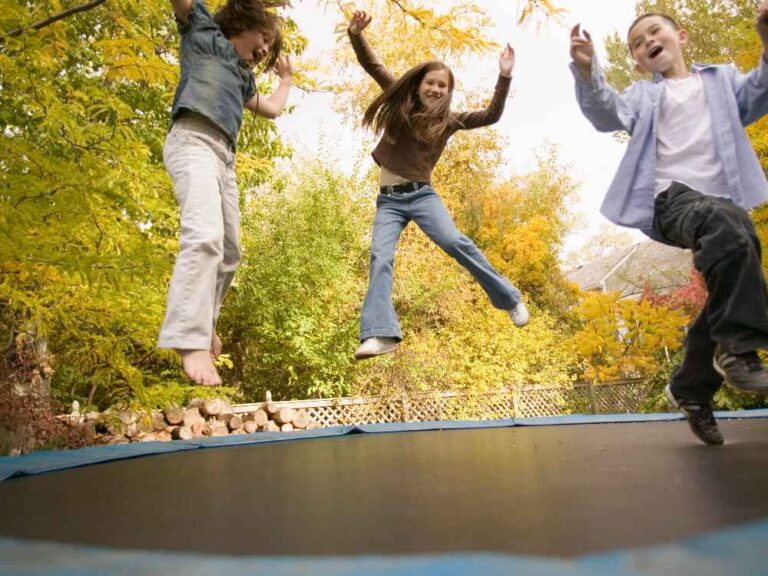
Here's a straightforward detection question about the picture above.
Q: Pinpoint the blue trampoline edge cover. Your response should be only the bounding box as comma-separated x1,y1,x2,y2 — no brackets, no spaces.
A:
2,516,768,576
2,410,768,481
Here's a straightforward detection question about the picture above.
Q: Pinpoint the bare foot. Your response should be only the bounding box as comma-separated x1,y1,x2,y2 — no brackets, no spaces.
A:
211,333,222,359
177,349,222,386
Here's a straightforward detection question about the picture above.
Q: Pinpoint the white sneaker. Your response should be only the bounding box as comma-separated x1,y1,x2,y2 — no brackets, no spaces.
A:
354,337,399,360
508,301,529,327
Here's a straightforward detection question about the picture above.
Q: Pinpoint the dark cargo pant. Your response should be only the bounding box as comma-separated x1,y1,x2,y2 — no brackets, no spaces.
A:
653,182,768,403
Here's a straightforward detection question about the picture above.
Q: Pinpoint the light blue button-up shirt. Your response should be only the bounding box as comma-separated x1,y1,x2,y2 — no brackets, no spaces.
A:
571,55,768,239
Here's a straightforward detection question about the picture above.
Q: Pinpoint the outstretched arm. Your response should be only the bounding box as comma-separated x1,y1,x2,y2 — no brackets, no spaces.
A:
734,1,768,125
455,44,515,130
569,24,637,134
245,56,293,119
170,0,193,23
347,9,395,89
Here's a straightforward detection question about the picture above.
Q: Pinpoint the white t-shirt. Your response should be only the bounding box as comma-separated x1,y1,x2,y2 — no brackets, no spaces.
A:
655,72,731,198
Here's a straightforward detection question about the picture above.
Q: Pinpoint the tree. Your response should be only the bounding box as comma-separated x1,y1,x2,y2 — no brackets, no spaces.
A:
570,291,688,382
219,159,371,400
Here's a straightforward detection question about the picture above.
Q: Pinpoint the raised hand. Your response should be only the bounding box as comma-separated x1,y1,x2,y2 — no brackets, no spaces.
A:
274,54,292,80
499,43,516,77
348,9,372,35
758,1,768,55
570,24,594,78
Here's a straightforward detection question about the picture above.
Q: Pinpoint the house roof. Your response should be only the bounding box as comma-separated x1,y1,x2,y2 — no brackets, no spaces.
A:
566,241,693,299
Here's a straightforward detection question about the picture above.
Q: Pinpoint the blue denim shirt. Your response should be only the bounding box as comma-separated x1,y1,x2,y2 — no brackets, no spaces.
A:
170,0,256,148
571,56,768,239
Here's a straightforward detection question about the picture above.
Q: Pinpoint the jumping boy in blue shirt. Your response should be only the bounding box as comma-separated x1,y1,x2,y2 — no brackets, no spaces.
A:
570,4,768,444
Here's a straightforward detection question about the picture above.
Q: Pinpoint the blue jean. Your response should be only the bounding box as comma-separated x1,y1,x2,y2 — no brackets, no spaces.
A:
360,186,521,341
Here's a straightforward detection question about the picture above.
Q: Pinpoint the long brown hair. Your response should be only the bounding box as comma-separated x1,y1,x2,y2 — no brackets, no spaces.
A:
214,0,289,69
362,61,456,145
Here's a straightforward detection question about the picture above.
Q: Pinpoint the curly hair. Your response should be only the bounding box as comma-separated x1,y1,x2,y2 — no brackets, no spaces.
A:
213,0,290,68
362,61,457,146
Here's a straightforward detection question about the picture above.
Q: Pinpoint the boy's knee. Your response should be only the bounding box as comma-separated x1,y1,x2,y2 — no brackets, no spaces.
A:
182,230,225,258
695,207,755,271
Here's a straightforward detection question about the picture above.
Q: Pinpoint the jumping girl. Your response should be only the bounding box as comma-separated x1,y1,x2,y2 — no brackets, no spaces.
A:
348,9,528,360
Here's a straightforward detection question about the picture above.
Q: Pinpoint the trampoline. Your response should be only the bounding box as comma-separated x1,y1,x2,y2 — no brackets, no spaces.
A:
1,411,768,575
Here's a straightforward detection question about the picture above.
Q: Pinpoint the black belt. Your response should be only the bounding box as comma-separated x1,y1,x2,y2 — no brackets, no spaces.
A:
379,181,430,195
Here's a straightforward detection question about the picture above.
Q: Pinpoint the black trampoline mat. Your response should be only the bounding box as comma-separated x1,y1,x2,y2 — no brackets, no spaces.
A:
1,419,767,558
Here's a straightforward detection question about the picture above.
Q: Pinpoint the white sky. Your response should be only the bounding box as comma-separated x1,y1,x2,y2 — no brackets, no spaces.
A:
274,0,646,253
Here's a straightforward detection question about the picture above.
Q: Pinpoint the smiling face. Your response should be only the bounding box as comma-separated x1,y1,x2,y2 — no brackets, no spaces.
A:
229,28,273,69
628,15,688,78
417,68,452,106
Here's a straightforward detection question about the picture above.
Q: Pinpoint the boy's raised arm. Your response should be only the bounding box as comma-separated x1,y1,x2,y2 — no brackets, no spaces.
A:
569,24,637,134
733,1,768,125
171,0,193,23
245,56,293,119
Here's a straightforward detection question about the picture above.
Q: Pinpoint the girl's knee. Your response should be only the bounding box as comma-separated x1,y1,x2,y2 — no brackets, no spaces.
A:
436,233,467,254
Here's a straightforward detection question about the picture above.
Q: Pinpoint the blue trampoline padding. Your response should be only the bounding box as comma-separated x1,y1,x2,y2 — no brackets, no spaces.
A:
1,410,767,482
514,408,768,426
1,516,768,575
0,426,357,482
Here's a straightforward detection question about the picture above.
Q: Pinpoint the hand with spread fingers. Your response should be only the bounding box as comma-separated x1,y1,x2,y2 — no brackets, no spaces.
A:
274,54,292,80
570,24,594,80
499,43,516,78
348,9,372,35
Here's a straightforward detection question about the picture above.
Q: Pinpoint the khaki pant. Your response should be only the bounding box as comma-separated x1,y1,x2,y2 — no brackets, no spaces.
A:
158,117,240,350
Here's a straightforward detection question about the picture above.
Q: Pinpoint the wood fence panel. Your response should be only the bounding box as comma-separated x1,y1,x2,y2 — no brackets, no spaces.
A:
233,379,653,426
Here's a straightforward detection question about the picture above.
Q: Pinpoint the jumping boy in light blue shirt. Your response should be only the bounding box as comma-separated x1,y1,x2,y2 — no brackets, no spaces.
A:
570,4,768,444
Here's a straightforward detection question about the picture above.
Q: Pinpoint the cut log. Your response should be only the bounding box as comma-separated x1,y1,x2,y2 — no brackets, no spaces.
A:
306,422,321,430
172,426,194,440
264,402,278,417
272,407,295,425
191,422,209,437
183,407,205,427
227,415,242,431
157,431,173,442
250,409,269,427
231,427,245,435
200,398,225,418
137,417,154,434
262,421,280,433
117,411,136,425
152,413,168,432
280,423,294,432
244,421,259,434
165,407,184,426
217,412,234,424
138,433,158,442
208,421,229,437
188,397,203,408
292,410,310,429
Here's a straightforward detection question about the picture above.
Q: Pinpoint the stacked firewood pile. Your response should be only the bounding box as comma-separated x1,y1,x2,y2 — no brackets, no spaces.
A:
93,398,320,444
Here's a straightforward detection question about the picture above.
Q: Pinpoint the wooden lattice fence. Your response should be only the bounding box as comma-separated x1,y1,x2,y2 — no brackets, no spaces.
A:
234,379,653,426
